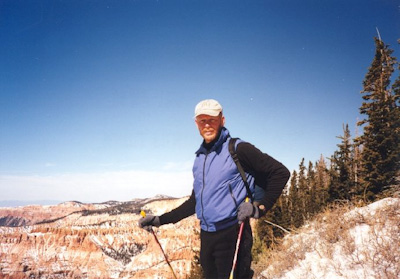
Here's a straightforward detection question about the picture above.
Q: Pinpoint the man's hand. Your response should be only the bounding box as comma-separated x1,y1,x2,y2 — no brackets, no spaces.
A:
237,201,260,224
138,214,161,231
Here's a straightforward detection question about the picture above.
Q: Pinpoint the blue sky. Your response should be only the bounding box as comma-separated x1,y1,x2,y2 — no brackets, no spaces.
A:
1,0,399,204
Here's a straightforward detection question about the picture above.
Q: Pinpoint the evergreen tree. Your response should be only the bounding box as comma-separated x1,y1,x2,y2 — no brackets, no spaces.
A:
328,154,340,202
328,124,356,201
256,199,284,250
287,169,303,228
278,185,291,230
352,126,363,197
357,37,400,200
254,190,288,255
389,39,400,191
315,155,329,206
307,161,317,216
297,159,308,222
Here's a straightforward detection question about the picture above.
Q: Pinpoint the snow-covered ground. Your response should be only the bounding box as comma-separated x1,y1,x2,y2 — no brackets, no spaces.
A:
258,197,400,279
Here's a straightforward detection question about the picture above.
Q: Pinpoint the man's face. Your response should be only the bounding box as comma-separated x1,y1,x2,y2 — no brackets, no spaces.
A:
195,114,225,143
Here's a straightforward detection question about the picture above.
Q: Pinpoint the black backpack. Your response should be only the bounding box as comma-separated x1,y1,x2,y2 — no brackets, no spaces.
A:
228,138,254,203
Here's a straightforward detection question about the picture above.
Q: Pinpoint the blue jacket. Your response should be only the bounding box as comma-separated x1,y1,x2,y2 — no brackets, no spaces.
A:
193,128,255,232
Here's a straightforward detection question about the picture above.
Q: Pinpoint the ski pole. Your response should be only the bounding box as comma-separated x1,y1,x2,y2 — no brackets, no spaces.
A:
140,211,178,279
229,197,249,279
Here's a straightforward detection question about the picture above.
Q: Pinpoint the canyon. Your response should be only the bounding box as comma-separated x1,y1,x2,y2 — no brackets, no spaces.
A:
0,196,199,279
2,195,398,279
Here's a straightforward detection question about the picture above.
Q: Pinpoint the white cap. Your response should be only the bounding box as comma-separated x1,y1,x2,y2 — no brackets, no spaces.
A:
194,99,223,117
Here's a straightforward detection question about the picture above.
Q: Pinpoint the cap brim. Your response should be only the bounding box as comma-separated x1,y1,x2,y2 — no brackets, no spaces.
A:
194,110,221,117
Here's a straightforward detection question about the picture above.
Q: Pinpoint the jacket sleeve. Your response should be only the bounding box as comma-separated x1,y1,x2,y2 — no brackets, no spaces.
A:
236,142,290,214
159,190,196,225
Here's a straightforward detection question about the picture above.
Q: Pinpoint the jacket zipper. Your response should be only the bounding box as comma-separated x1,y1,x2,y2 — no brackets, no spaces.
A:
200,152,209,230
229,184,238,209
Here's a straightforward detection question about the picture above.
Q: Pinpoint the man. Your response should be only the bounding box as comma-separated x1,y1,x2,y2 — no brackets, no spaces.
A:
139,99,290,279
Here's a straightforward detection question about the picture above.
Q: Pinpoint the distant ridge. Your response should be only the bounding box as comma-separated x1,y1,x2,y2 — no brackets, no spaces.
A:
0,195,176,208
0,200,63,207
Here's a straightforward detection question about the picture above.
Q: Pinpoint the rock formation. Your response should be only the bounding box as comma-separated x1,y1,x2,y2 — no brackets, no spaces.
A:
0,196,199,279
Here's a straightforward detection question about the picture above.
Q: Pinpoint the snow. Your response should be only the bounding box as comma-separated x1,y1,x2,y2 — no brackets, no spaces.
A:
258,197,400,279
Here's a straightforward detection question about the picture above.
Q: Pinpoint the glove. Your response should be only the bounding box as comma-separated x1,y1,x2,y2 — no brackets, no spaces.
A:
138,214,161,231
237,201,260,224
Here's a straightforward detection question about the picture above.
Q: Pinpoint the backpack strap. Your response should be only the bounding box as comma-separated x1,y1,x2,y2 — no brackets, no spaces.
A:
229,138,254,203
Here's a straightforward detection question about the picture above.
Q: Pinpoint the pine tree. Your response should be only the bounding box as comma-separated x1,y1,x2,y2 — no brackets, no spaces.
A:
297,159,308,222
357,37,400,200
307,161,318,216
278,185,291,230
287,169,303,228
352,126,363,197
389,39,400,192
328,153,340,202
315,155,329,206
256,199,284,250
328,124,356,201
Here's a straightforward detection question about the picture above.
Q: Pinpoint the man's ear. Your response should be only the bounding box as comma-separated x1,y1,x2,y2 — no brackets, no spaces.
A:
221,115,226,126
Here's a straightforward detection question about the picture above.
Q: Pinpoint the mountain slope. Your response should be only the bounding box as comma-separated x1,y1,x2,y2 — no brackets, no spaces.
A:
256,197,400,279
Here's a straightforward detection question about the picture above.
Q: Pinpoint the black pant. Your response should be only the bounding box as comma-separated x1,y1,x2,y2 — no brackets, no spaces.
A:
200,221,254,279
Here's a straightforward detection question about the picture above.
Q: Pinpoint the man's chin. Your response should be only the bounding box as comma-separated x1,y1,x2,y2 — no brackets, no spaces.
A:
203,135,216,143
